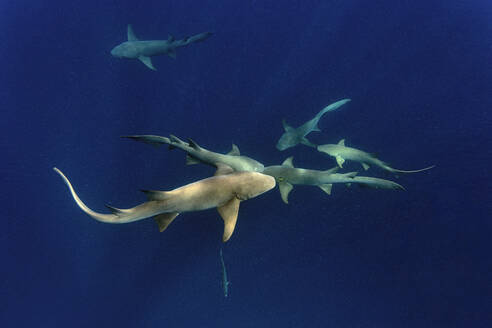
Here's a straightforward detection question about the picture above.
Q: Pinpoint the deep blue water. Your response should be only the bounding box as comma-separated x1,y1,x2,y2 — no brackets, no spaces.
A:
2,1,491,327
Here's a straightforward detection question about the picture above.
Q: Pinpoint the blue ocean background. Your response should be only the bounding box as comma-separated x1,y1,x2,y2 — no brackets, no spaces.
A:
2,1,491,327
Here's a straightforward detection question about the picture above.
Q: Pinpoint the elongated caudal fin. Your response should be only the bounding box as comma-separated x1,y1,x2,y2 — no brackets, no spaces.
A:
384,165,435,174
53,167,122,223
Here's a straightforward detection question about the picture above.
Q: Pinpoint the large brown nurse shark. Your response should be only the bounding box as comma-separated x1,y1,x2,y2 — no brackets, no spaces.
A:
53,164,275,242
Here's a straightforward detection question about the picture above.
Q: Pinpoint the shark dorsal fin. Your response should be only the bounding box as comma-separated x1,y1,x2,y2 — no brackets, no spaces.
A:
282,119,294,132
187,138,202,150
278,181,294,204
282,156,294,168
214,163,234,176
169,134,186,145
338,139,345,146
227,144,240,156
127,24,138,41
140,189,173,201
138,56,156,70
217,197,240,242
154,212,179,232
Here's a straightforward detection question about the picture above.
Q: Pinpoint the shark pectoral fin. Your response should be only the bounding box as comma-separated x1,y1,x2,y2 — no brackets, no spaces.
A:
278,181,294,204
138,56,156,70
319,184,333,195
227,144,240,156
217,198,240,242
282,156,294,168
362,163,370,170
335,155,345,168
127,24,138,41
312,124,321,132
167,49,177,59
301,137,317,148
214,163,234,176
154,212,179,232
282,119,294,132
186,154,200,165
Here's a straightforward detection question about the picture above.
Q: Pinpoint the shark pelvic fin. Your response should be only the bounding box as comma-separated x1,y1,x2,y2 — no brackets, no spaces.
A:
282,156,294,168
167,49,177,59
319,184,333,195
127,25,138,41
227,144,240,156
335,155,345,168
138,56,156,70
301,137,317,148
338,139,345,146
154,212,179,232
362,163,370,170
279,181,294,204
217,197,240,242
140,189,173,201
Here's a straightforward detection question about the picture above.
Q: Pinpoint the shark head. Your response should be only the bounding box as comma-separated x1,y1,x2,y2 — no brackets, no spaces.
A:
232,172,275,200
111,42,139,59
276,132,298,151
236,157,265,173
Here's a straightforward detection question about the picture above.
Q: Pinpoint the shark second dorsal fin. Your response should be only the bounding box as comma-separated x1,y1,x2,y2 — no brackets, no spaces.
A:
217,197,240,242
168,35,175,42
127,24,138,41
214,163,234,176
278,181,294,204
154,212,179,232
187,138,202,150
338,139,345,146
138,56,156,71
227,144,240,156
140,189,173,201
282,156,294,168
105,204,128,216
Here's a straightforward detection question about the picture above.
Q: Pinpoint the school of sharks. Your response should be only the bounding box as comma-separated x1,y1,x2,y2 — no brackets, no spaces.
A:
54,25,435,245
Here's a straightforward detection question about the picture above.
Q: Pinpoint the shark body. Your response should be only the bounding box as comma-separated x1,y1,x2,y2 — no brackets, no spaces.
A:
318,139,435,173
276,99,351,151
53,165,275,242
111,25,212,70
123,134,264,172
262,157,357,203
